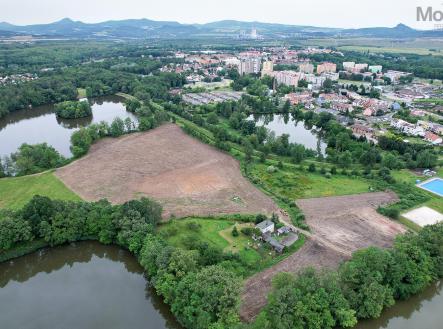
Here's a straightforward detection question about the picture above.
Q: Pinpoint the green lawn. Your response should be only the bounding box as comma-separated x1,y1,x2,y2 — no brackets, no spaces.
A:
0,171,81,210
249,163,371,200
159,217,305,276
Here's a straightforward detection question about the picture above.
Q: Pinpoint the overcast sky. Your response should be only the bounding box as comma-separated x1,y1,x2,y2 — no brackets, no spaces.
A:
1,0,441,29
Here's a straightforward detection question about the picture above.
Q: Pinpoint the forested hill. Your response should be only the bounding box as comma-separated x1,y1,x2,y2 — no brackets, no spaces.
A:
0,18,442,39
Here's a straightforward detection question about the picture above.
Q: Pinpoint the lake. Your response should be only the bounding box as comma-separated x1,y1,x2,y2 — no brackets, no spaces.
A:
249,114,327,155
0,95,137,158
0,241,182,329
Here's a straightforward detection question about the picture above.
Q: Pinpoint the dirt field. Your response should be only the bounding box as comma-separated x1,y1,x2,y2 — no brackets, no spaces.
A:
56,124,280,218
240,191,406,321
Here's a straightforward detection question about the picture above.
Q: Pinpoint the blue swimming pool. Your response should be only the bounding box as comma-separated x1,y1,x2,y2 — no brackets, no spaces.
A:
418,178,443,197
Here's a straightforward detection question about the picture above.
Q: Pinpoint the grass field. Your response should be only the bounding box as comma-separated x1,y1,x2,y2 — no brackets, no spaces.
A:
249,163,371,200
337,45,443,56
0,171,81,210
159,217,305,276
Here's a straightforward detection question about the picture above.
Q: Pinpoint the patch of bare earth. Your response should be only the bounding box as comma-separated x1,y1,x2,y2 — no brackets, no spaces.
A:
240,191,406,321
56,124,280,219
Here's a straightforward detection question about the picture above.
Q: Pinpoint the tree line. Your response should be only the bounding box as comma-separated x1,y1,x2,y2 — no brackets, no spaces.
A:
0,196,241,329
247,223,443,329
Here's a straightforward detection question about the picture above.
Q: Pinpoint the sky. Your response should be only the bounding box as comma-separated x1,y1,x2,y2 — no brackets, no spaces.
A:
1,0,442,29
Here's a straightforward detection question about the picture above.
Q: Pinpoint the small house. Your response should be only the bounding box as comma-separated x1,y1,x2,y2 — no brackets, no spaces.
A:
256,220,275,235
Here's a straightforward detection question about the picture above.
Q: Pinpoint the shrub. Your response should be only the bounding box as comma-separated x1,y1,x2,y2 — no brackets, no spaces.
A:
266,165,277,173
308,163,316,172
186,221,202,232
255,214,267,224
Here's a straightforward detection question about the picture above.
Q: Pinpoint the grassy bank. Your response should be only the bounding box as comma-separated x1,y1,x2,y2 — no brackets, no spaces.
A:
0,171,81,210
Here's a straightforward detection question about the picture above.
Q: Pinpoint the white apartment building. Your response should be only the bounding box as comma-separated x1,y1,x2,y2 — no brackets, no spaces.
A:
238,58,261,75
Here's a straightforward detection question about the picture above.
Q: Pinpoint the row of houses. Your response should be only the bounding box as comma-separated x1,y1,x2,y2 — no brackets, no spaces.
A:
390,119,443,144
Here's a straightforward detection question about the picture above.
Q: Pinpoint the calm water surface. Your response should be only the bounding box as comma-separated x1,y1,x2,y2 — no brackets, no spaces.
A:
0,95,137,158
249,114,327,155
0,241,182,329
353,280,442,329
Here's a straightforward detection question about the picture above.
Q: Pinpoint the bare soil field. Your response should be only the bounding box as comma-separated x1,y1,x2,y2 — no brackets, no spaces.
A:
240,191,406,321
296,192,406,255
56,124,280,218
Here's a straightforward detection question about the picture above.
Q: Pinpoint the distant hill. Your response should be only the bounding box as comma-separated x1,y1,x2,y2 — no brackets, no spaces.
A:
0,18,441,39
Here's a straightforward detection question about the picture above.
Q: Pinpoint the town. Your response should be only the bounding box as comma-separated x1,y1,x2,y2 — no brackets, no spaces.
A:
0,9,442,329
158,44,443,148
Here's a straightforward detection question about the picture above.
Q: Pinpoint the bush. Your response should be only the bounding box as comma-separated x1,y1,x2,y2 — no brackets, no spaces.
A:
308,163,316,172
255,214,267,224
378,207,400,219
240,227,256,236
186,221,202,232
232,226,239,237
266,165,277,173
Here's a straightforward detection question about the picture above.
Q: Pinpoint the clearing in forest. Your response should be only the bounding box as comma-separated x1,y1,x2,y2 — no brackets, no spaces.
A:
56,124,280,219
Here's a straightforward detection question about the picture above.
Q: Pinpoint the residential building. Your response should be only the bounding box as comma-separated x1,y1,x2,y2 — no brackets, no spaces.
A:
255,220,275,235
424,131,442,144
384,70,411,84
354,63,368,72
316,62,337,74
369,65,383,73
272,70,302,86
343,62,355,71
391,119,425,137
261,60,274,77
321,72,339,81
351,123,376,141
299,63,314,74
238,58,261,75
285,92,314,106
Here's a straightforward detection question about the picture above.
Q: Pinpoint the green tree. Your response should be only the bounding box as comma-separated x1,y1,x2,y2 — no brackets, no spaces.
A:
416,150,438,168
339,247,394,319
110,117,125,137
171,265,241,329
207,112,219,125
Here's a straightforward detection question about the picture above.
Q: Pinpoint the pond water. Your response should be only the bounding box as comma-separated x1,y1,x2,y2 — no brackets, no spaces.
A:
249,114,327,155
0,241,182,329
0,95,137,158
354,280,442,329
